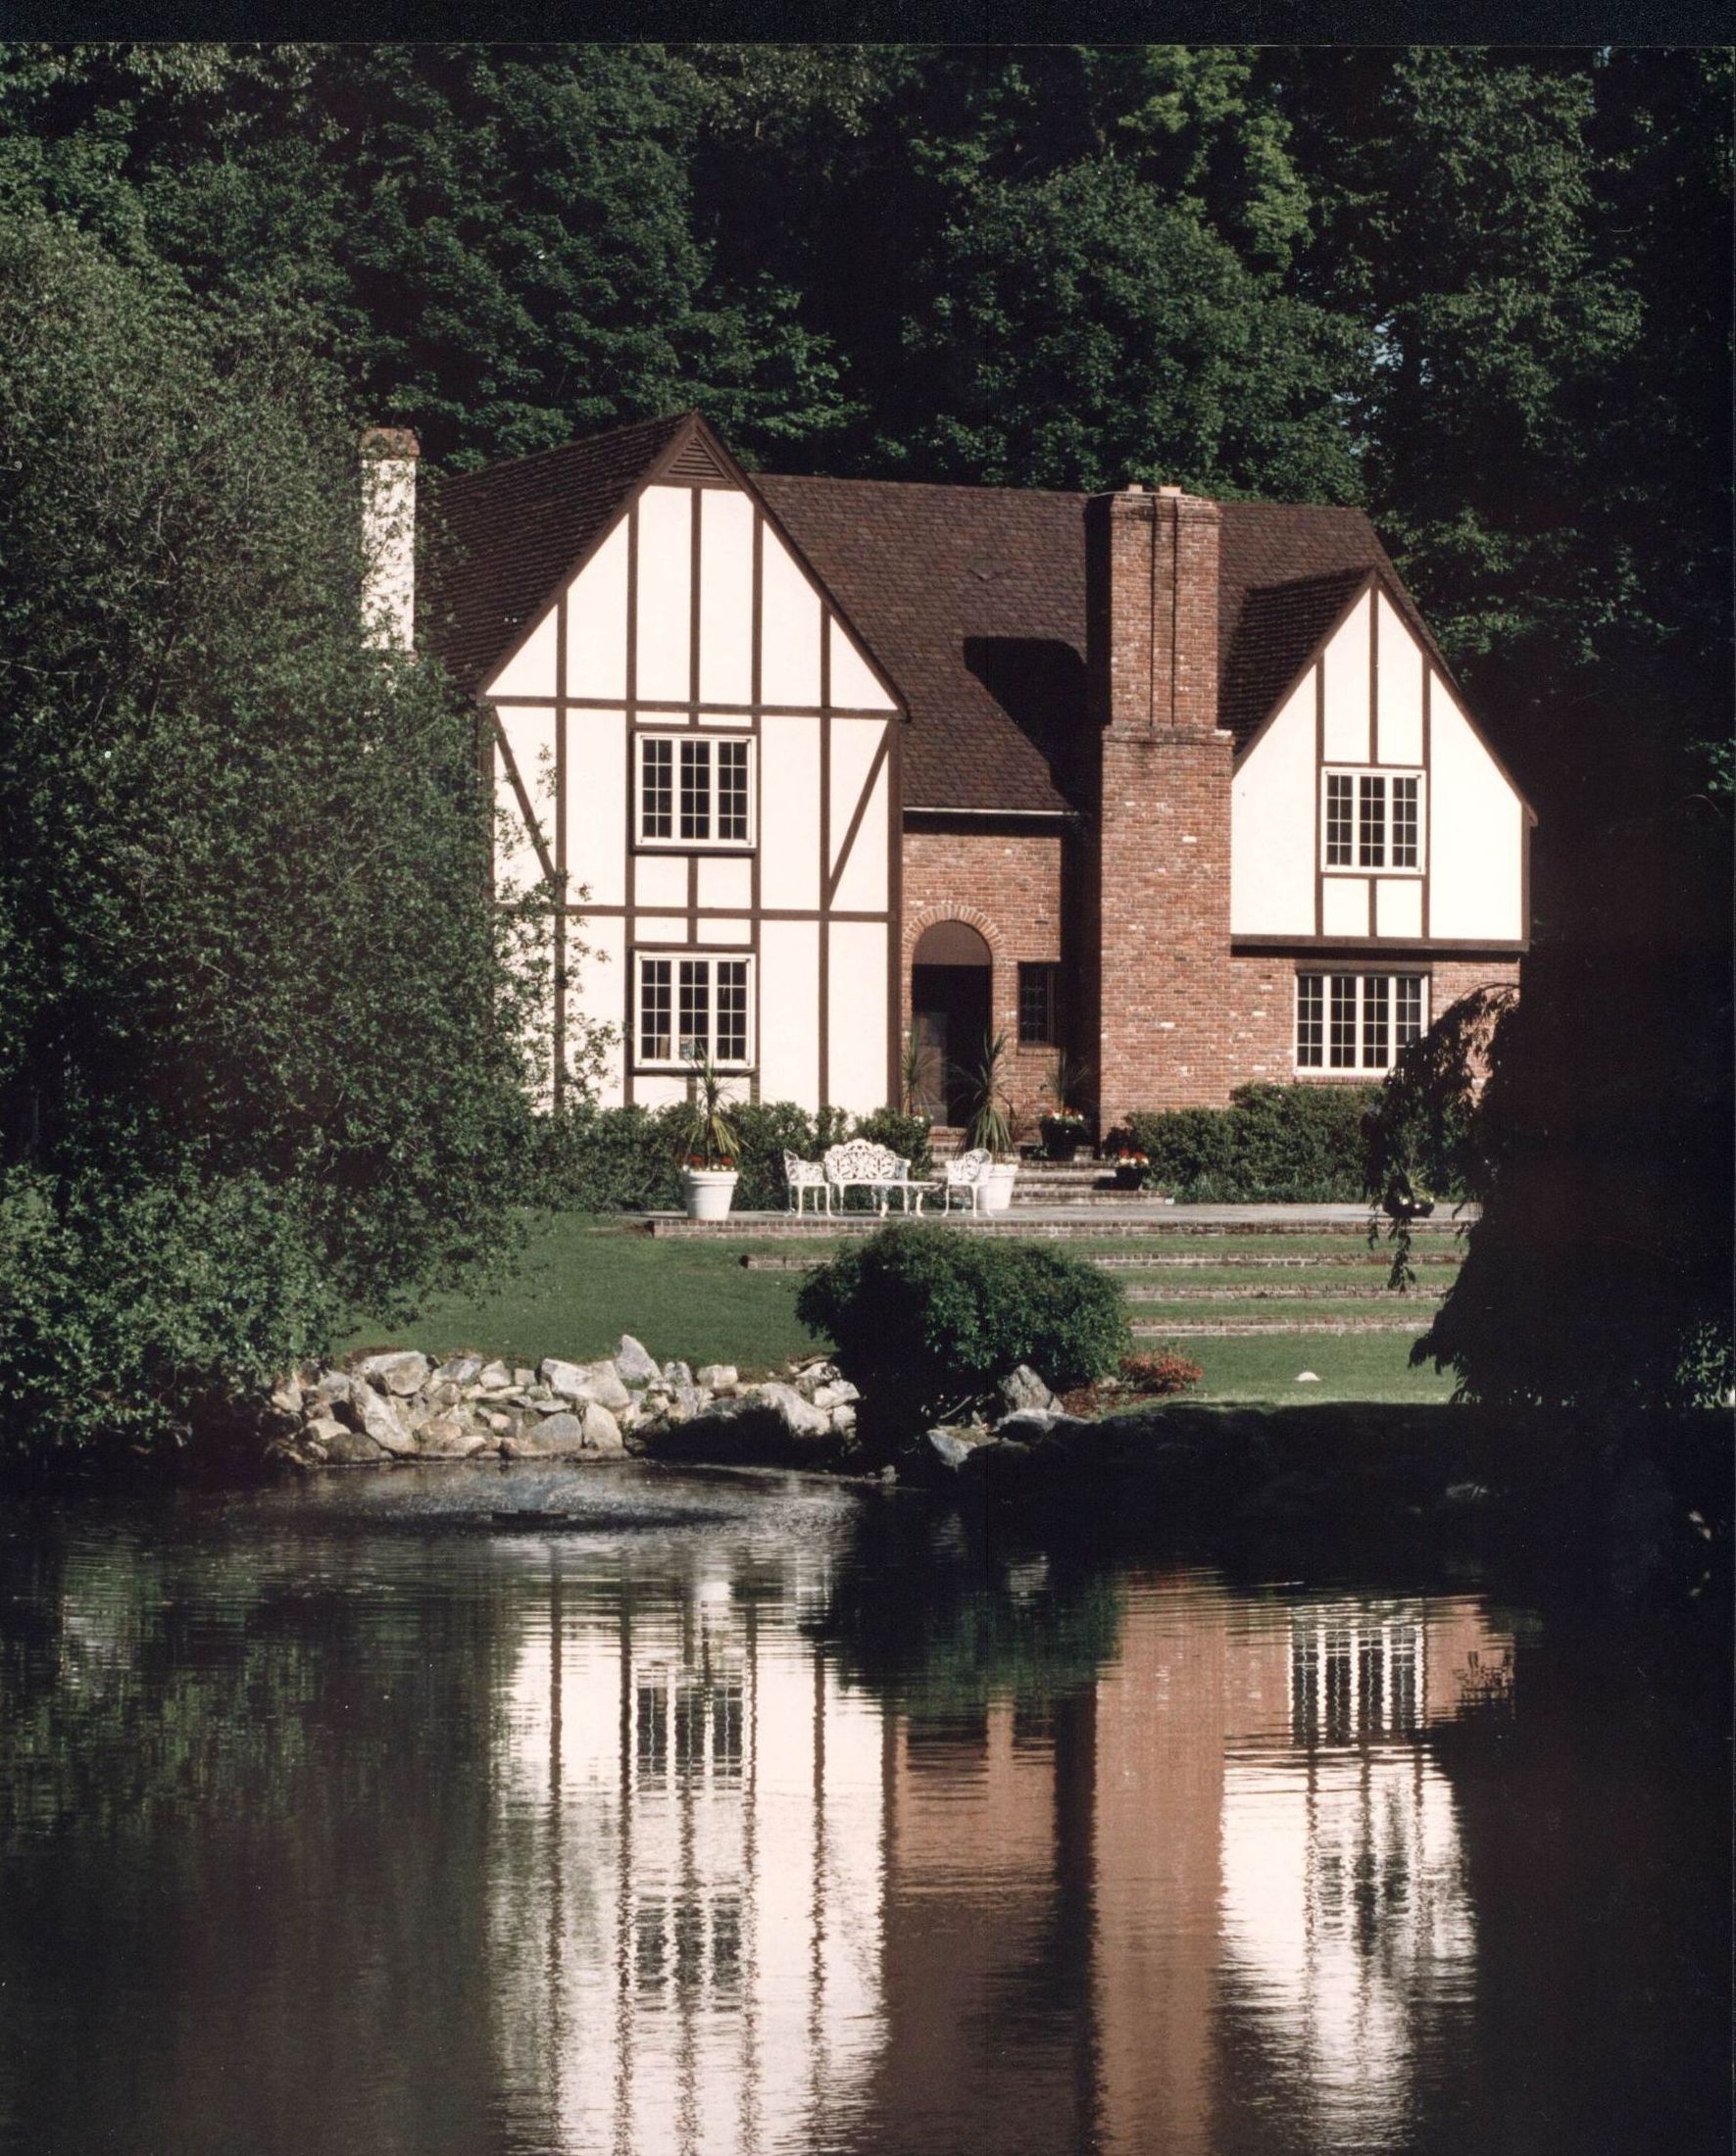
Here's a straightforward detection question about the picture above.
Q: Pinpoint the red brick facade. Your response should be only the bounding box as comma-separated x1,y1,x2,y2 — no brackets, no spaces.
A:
897,483,1524,1127
902,828,1066,1127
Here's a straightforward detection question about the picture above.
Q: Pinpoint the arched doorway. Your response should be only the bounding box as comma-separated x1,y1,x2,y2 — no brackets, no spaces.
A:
911,920,992,1126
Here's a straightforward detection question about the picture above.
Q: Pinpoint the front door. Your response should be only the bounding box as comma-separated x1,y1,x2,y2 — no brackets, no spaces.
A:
911,963,991,1127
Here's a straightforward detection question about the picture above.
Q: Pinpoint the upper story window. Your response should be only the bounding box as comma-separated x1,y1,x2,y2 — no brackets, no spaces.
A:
1323,769,1423,873
637,733,754,849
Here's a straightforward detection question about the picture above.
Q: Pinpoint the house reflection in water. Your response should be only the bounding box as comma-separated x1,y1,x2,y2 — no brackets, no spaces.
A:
489,1542,886,2154
485,1544,1511,2156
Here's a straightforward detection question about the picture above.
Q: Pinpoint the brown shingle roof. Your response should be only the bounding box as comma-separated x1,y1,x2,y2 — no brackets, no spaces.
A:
424,412,689,694
427,412,1441,809
758,474,1086,812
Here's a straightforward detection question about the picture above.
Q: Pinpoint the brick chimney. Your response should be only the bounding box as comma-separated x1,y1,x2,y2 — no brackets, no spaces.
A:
1084,483,1235,1124
360,426,420,650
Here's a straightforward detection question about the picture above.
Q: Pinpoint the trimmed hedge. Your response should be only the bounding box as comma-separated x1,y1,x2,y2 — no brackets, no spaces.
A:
521,1100,930,1213
1122,1082,1383,1202
795,1222,1130,1450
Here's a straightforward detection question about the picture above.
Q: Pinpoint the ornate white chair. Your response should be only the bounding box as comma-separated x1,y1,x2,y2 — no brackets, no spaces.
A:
783,1151,830,1214
938,1148,994,1214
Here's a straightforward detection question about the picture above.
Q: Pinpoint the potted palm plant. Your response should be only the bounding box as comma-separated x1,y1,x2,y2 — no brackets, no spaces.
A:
676,1048,748,1222
964,1031,1019,1213
1038,1051,1093,1161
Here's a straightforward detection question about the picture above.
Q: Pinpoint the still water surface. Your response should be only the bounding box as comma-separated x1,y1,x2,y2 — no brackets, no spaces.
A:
0,1463,1724,2156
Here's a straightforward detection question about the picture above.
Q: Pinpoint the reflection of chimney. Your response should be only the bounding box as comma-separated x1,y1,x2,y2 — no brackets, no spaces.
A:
359,426,419,650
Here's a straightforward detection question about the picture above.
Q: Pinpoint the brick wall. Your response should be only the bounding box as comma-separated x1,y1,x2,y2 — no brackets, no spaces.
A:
901,827,1066,1126
1087,485,1248,1124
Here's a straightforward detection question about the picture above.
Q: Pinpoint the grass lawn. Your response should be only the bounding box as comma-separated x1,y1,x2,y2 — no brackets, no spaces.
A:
340,1214,820,1376
1147,1331,1458,1404
338,1210,1462,1402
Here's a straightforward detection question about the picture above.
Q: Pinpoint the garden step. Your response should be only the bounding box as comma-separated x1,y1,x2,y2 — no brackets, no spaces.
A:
1121,1283,1437,1301
1087,1250,1462,1269
1130,1317,1431,1336
648,1209,1468,1240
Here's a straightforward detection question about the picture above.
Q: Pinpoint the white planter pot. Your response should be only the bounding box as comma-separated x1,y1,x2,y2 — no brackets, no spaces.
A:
982,1161,1018,1214
682,1168,739,1222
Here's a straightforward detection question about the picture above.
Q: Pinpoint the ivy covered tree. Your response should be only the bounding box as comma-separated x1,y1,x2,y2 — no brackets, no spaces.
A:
0,211,550,1460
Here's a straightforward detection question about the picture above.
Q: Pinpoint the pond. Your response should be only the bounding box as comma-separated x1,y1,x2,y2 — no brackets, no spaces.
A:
0,1462,1725,2156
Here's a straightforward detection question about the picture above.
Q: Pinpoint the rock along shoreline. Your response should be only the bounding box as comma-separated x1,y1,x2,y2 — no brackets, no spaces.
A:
264,1337,863,1474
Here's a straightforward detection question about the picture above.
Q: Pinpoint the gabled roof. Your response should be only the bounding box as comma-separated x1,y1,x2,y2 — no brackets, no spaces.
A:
424,412,689,695
426,411,1473,816
756,474,1086,813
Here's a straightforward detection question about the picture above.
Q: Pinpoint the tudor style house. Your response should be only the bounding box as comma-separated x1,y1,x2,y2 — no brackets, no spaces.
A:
366,411,1532,1128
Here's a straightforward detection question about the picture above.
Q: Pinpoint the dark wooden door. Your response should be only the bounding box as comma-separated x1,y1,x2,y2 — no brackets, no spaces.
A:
911,964,991,1126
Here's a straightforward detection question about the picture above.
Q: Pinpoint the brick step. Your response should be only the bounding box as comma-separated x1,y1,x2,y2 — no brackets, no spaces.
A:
1087,1251,1462,1269
1129,1310,1431,1328
651,1212,1463,1239
1122,1284,1440,1302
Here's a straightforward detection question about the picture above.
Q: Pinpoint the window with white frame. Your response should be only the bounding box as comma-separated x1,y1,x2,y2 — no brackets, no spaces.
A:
1321,769,1424,872
636,953,753,1066
1295,971,1426,1072
637,733,754,847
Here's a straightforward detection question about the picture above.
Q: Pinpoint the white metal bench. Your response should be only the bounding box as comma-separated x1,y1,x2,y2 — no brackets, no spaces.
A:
937,1147,994,1214
822,1139,935,1215
783,1150,831,1214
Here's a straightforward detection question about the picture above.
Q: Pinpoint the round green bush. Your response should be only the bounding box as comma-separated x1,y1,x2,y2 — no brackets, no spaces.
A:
795,1223,1130,1451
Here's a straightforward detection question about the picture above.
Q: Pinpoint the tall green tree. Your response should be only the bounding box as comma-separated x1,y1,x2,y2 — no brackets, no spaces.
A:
0,210,546,1459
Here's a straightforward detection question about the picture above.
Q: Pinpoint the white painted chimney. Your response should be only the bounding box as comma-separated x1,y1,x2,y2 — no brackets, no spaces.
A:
359,426,419,650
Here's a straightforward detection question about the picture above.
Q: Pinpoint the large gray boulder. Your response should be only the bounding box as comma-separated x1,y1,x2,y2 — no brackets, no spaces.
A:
695,1364,738,1394
418,1421,493,1459
358,1349,431,1397
502,1412,587,1459
338,1384,419,1457
615,1336,661,1387
540,1357,631,1413
580,1402,625,1456
921,1428,974,1473
997,1365,1055,1416
745,1381,830,1439
319,1422,389,1465
436,1354,485,1387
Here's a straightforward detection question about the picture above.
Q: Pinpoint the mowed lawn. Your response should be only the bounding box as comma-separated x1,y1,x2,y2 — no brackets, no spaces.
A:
341,1212,1459,1402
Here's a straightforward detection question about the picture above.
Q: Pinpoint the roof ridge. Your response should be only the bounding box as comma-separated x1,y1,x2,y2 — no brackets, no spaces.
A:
759,471,1088,504
441,409,695,490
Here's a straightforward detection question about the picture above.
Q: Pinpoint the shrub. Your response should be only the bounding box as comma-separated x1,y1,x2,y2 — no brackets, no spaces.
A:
723,1102,849,1209
1118,1350,1205,1396
1125,1083,1384,1201
846,1108,934,1181
794,1223,1130,1450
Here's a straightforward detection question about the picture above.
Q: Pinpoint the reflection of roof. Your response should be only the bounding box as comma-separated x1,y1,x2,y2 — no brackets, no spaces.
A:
427,412,1445,815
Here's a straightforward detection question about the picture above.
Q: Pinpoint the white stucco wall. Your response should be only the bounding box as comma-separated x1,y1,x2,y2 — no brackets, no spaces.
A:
1427,673,1524,940
1229,580,1526,949
1230,674,1314,936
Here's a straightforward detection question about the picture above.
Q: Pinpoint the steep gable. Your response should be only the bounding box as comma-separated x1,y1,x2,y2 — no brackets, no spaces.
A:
424,412,689,696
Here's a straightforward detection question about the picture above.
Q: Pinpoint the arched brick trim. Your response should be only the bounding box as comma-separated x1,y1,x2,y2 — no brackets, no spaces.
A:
902,902,1006,964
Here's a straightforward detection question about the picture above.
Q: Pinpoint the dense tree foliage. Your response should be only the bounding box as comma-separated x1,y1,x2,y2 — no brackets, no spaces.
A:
0,42,1727,1418
0,211,546,1459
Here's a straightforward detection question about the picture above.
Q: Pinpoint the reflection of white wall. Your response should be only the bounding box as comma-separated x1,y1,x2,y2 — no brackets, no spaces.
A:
489,1547,885,2156
1218,1607,1476,2142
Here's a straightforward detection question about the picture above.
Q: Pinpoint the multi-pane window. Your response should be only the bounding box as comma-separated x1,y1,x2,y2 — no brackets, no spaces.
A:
1325,773,1354,866
637,953,753,1066
679,739,711,841
1321,768,1424,873
1392,776,1419,868
1358,775,1386,867
1297,973,1428,1072
1296,973,1324,1066
639,734,755,847
1017,961,1062,1046
641,738,673,840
